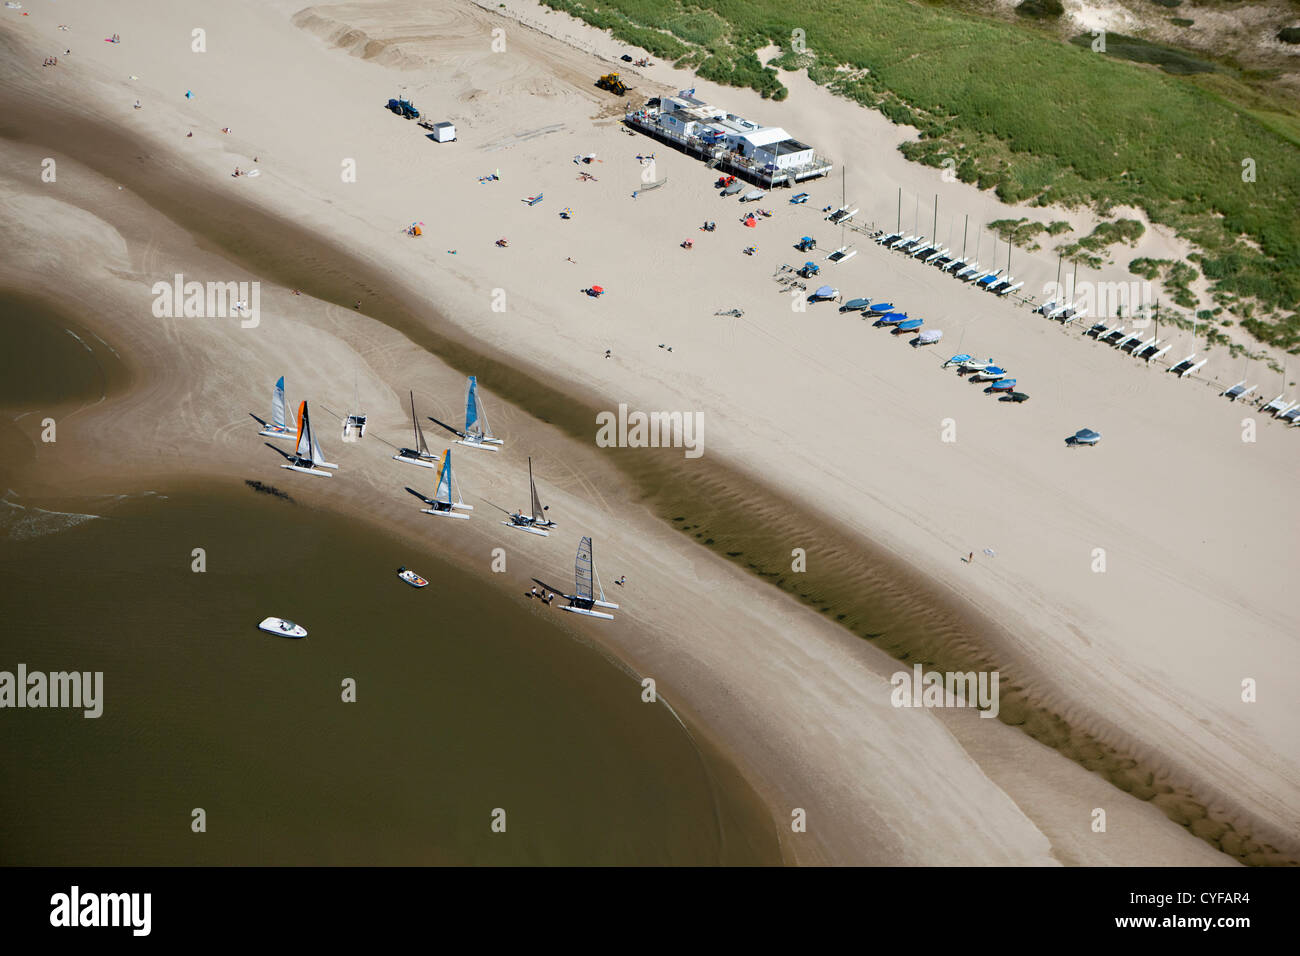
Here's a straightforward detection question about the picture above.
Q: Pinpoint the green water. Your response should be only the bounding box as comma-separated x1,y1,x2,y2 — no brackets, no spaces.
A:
0,289,126,408
0,485,780,864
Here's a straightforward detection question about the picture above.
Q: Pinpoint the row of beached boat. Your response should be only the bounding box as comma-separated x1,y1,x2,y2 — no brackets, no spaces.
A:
251,375,621,626
873,230,1025,298
1033,300,1299,426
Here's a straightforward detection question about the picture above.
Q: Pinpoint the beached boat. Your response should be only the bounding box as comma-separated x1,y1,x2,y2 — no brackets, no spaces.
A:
810,285,838,301
281,401,337,477
1070,428,1101,447
826,246,858,264
406,448,473,519
343,375,367,440
259,617,307,639
740,189,765,202
721,181,744,197
914,329,943,346
874,312,910,326
893,318,924,333
503,457,555,537
533,536,619,621
427,376,503,451
840,298,872,312
256,375,297,439
959,357,996,373
396,566,429,588
828,206,858,225
875,232,903,246
790,192,809,204
943,353,972,368
865,302,895,314
393,390,440,469
986,378,1017,392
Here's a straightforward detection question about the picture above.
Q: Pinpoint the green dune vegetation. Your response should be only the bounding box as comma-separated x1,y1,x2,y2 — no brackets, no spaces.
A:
547,0,1300,350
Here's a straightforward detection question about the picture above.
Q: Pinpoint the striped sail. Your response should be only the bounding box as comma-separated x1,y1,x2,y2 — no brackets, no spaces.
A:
575,535,595,601
271,376,294,431
435,449,453,505
294,401,312,460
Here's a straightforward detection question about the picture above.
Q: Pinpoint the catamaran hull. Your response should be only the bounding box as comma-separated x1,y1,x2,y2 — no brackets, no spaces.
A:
282,463,332,477
455,439,501,452
259,428,296,440
392,454,439,469
560,606,614,620
502,521,550,537
421,508,471,519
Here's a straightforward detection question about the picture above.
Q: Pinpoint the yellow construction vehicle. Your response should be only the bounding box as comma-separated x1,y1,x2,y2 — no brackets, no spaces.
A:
596,73,629,96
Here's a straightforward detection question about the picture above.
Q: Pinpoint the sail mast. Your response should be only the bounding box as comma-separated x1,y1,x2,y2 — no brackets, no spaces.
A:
528,457,543,521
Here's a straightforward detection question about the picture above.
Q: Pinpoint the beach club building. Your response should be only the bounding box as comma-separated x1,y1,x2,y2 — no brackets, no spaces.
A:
626,91,831,187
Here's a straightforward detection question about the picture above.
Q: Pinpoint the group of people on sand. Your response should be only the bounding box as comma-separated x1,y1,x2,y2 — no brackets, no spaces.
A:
528,587,556,605
42,56,59,67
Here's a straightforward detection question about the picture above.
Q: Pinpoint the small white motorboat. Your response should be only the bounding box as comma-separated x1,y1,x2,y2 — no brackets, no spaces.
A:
259,617,307,639
397,566,429,588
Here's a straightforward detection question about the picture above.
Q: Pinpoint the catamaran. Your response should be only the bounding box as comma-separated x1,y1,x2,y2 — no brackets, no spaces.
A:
343,374,367,440
533,536,619,620
405,448,473,519
393,390,440,469
281,401,338,477
503,457,555,536
427,376,503,452
254,376,297,439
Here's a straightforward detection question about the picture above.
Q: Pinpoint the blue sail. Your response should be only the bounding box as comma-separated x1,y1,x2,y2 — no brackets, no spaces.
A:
464,376,479,435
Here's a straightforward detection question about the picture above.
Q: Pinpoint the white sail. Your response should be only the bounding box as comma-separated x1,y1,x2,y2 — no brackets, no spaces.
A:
575,535,594,601
412,391,430,456
529,459,545,522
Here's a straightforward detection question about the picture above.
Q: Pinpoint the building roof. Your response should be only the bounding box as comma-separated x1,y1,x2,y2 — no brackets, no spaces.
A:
760,138,812,156
739,127,790,148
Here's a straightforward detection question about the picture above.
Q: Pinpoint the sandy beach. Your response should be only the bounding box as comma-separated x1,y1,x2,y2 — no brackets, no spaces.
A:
1,0,1295,865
